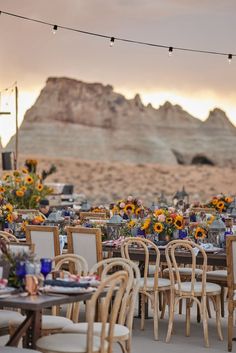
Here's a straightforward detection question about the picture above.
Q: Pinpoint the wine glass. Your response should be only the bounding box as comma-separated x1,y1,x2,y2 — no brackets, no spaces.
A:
40,258,52,281
15,261,26,288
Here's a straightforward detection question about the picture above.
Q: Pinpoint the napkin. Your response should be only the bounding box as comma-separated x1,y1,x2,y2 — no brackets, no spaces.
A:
44,280,90,288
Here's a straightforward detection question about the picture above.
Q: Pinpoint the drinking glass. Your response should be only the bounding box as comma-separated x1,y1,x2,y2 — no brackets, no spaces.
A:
40,258,52,280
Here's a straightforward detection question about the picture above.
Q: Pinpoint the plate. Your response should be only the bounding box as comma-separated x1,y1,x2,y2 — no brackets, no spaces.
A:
41,286,96,294
204,247,221,253
0,287,16,295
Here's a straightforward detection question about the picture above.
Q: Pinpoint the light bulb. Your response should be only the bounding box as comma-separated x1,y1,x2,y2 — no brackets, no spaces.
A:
228,54,232,64
110,37,115,47
52,25,58,34
168,47,173,57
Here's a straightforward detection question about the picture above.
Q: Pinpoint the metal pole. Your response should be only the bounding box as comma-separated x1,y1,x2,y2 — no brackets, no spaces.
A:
15,85,19,170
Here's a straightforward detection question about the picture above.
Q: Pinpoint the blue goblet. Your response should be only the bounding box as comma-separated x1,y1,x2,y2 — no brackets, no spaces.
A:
15,261,26,288
40,258,52,280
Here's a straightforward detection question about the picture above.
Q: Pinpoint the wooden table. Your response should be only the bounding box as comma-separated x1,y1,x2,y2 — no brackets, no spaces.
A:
103,244,227,267
0,291,94,349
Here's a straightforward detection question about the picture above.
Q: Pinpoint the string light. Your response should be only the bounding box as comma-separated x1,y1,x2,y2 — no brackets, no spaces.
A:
0,10,235,62
228,54,232,64
52,25,58,34
110,37,115,47
168,47,173,56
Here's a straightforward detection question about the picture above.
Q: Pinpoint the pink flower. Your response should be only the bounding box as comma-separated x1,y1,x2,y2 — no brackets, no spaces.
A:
158,214,166,222
127,196,133,202
137,199,142,206
119,202,126,209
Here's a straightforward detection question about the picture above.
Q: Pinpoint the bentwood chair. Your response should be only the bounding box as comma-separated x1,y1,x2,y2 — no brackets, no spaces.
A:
67,227,103,271
63,257,140,353
121,237,171,340
226,236,236,352
36,271,128,353
165,240,223,347
0,231,19,243
25,225,60,259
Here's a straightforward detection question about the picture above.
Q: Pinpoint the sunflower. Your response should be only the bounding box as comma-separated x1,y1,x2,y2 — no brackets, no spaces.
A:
6,213,14,223
225,197,233,203
0,187,5,193
207,215,215,225
37,183,44,191
135,207,143,216
216,200,225,212
112,206,119,215
166,217,173,224
154,209,163,217
124,204,135,214
15,177,21,183
128,220,136,228
174,216,184,230
25,176,33,184
13,171,20,177
154,222,164,233
194,227,207,240
212,198,218,206
4,204,13,213
16,190,24,197
21,186,27,192
21,167,28,174
141,218,151,230
3,173,11,180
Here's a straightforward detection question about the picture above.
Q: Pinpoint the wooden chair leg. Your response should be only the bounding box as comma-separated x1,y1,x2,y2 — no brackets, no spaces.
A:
228,301,234,352
141,293,145,330
186,298,191,337
207,297,211,318
179,298,183,315
153,291,159,340
166,291,175,343
202,297,210,348
215,295,223,341
220,286,225,318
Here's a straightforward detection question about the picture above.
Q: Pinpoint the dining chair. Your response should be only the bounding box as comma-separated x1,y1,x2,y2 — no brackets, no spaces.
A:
0,309,25,337
7,242,35,255
0,231,19,243
121,237,171,340
25,225,60,259
226,235,236,352
165,239,223,347
67,227,103,271
79,212,107,221
36,270,128,353
62,257,140,353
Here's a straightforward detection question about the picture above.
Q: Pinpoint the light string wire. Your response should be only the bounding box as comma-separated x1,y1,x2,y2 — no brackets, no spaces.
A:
0,9,235,59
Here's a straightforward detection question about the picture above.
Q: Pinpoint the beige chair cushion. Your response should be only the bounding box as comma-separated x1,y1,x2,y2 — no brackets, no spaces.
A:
206,270,227,279
0,348,41,353
175,281,221,295
36,333,108,353
62,322,129,340
11,315,72,330
139,277,171,289
0,310,24,328
163,267,203,276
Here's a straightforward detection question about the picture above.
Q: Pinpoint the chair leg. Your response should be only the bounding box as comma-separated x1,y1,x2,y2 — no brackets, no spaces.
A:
160,291,167,319
186,298,191,337
220,286,225,318
201,297,210,348
215,295,223,341
207,297,211,318
228,301,234,352
166,290,175,343
141,293,146,331
179,298,183,315
153,291,159,340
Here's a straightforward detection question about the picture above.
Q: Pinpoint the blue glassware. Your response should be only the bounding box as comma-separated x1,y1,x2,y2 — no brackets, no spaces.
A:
40,258,52,280
15,261,26,280
179,229,188,239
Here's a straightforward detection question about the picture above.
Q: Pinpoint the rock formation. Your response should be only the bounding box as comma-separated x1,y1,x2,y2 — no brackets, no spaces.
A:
6,77,236,166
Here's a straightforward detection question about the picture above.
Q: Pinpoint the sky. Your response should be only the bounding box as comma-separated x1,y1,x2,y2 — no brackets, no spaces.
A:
0,0,236,146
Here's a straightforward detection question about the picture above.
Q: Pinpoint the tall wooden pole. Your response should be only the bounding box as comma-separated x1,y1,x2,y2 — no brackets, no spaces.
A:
15,85,19,170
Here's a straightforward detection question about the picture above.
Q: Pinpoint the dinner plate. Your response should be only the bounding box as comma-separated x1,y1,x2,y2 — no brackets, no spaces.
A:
204,247,222,253
0,287,16,295
41,286,96,294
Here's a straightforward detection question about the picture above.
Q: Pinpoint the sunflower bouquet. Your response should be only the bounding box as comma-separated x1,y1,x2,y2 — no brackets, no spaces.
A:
139,208,185,240
112,196,146,218
207,194,233,213
0,200,16,228
0,167,52,209
190,222,209,241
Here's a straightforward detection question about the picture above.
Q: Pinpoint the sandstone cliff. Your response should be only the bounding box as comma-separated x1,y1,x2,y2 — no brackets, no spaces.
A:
6,77,236,166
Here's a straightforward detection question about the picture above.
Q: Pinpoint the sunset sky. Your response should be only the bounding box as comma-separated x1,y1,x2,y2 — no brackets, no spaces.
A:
0,0,236,146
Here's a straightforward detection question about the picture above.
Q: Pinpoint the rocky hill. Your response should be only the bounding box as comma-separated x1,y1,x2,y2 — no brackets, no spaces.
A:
6,77,236,166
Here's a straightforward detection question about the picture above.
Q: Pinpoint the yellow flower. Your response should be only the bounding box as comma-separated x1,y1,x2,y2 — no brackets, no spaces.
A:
21,167,28,174
6,213,14,223
112,206,119,214
21,186,27,192
194,227,207,240
124,204,135,214
207,215,215,225
15,177,21,183
174,216,184,230
21,220,29,232
4,204,13,213
34,215,44,223
0,187,5,193
13,171,20,177
166,217,173,224
25,176,33,184
154,222,164,233
16,190,24,197
135,207,143,216
212,198,218,206
225,197,233,203
216,200,225,212
141,218,151,230
154,209,163,217
36,183,43,191
128,220,136,228
3,173,11,180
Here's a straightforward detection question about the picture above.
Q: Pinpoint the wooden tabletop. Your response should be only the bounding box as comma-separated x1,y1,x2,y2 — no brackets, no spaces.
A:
0,291,95,311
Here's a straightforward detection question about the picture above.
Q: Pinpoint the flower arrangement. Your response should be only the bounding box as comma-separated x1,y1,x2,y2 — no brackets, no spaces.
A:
206,194,233,213
0,162,53,209
189,222,209,241
0,200,16,228
112,196,146,217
